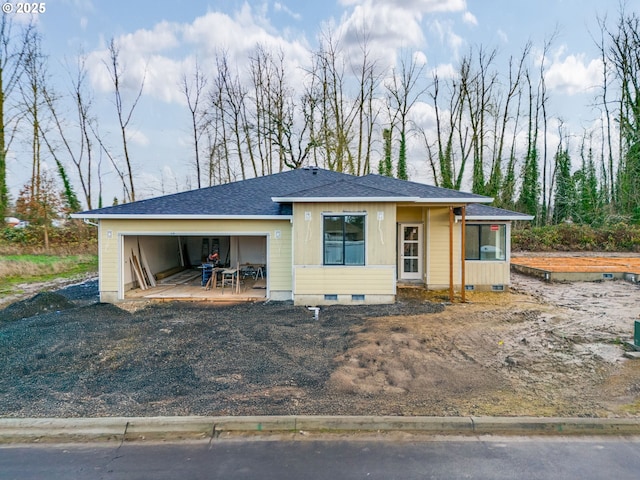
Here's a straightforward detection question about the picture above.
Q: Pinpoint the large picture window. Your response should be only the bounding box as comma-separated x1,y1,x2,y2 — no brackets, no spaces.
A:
465,224,506,261
323,215,365,265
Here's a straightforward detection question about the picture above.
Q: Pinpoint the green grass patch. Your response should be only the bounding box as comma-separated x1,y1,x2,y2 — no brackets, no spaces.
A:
0,254,98,296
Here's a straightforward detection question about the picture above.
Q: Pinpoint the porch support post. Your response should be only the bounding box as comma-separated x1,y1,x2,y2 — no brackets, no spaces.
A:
461,205,466,303
449,206,454,302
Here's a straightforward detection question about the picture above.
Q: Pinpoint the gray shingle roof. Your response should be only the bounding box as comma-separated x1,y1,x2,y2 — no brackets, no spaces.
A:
74,167,526,219
355,174,491,201
76,168,346,217
272,179,417,200
465,203,535,220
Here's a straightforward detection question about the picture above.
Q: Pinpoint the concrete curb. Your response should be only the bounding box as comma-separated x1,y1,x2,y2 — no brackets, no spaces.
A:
1,416,639,443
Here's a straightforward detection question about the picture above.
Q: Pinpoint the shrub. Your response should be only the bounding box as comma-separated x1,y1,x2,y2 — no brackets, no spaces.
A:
0,222,97,254
512,222,640,252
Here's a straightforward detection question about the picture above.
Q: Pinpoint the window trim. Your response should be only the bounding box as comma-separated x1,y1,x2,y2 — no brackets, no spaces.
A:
322,213,366,266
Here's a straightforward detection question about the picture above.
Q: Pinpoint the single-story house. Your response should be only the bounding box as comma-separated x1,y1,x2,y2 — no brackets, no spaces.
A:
72,167,533,305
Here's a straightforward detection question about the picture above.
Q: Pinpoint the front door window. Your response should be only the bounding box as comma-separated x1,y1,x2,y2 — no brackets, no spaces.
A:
399,224,422,280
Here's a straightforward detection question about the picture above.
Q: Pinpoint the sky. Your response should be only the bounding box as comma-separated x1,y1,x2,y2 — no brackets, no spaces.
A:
4,0,636,208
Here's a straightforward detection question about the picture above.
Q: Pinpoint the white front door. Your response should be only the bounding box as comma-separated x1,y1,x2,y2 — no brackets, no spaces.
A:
399,223,422,280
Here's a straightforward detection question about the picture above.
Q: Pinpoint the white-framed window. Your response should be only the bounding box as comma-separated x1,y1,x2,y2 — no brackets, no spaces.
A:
323,214,365,266
465,224,506,261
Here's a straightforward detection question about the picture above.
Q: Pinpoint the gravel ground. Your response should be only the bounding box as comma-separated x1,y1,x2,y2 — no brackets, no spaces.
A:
0,283,443,417
1,274,639,419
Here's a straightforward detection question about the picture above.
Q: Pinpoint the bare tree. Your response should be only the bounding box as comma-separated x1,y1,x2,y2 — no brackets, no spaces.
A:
181,60,207,188
208,52,233,183
600,8,640,219
39,52,100,210
595,16,615,206
385,52,427,179
350,29,382,176
487,43,530,202
91,120,130,204
212,52,249,180
0,17,32,215
104,38,145,203
308,27,356,173
20,30,47,202
538,32,558,225
458,46,500,195
425,72,461,188
517,69,541,219
250,45,317,172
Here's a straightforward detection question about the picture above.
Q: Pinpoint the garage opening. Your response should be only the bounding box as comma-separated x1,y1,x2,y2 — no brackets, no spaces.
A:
122,234,268,301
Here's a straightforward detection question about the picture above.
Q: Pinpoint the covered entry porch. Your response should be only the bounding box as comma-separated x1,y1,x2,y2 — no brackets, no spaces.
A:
397,205,498,302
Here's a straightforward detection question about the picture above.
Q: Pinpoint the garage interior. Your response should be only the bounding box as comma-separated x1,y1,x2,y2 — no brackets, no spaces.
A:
123,234,268,301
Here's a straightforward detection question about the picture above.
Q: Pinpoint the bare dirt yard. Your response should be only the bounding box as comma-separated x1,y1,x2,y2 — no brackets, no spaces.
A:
1,268,639,419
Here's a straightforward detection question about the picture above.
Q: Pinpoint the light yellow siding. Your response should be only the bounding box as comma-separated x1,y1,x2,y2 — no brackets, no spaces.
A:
292,203,396,266
290,202,397,303
426,207,461,286
294,266,395,295
397,206,423,222
98,218,292,300
465,261,510,286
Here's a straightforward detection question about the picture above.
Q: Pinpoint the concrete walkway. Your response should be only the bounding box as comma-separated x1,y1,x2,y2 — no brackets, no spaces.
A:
1,416,640,443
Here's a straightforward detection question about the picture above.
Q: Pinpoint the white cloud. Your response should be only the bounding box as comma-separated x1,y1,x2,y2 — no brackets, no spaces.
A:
430,62,457,79
410,101,438,130
274,2,302,21
117,21,180,55
462,11,477,26
413,50,428,66
128,128,150,147
85,5,310,104
338,2,425,66
335,0,469,68
545,52,602,95
339,0,466,13
428,19,464,57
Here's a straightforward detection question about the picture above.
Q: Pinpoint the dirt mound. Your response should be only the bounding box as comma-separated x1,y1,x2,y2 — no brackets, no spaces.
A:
0,292,76,322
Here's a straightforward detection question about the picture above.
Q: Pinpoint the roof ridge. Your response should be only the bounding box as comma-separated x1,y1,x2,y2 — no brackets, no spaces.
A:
358,173,492,200
280,177,408,198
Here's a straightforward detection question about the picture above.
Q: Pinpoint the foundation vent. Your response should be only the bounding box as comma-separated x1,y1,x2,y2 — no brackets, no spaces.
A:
602,273,614,279
324,294,338,301
465,285,475,291
491,285,505,291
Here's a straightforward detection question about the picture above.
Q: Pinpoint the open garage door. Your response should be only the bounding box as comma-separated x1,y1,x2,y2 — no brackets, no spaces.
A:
122,234,268,301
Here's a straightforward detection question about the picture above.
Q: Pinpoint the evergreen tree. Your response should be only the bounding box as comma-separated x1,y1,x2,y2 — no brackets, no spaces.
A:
14,170,64,249
575,147,601,224
552,148,575,224
55,159,81,213
378,128,393,177
397,130,408,180
517,146,540,220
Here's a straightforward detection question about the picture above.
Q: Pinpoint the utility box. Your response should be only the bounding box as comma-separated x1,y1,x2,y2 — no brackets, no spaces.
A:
635,321,640,347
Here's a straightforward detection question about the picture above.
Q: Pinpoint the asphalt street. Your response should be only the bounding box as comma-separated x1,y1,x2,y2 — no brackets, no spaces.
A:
2,436,640,480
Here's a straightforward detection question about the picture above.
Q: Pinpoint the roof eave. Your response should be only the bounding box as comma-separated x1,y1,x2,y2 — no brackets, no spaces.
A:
458,215,535,221
70,213,292,221
415,197,493,204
